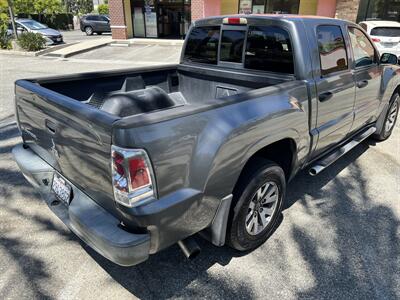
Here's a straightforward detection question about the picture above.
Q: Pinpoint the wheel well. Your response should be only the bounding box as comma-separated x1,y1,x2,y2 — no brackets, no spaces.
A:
239,139,296,183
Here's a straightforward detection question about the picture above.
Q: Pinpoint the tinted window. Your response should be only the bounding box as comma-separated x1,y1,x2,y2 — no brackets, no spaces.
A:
349,27,376,68
370,27,400,37
87,15,99,21
317,25,348,76
244,26,294,74
220,30,245,63
184,26,220,64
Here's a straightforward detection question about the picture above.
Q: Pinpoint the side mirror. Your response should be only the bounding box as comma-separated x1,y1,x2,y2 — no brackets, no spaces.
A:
380,53,398,65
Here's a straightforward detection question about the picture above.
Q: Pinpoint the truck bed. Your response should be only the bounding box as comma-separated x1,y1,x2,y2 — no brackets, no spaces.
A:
27,64,291,117
15,64,294,221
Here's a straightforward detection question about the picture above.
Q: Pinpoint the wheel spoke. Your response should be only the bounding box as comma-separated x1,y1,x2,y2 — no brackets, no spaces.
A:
252,216,258,234
256,183,270,201
246,217,255,232
259,213,268,228
246,210,253,223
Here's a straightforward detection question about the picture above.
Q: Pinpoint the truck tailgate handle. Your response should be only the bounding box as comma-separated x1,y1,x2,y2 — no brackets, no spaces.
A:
357,80,368,89
45,120,57,134
318,91,333,102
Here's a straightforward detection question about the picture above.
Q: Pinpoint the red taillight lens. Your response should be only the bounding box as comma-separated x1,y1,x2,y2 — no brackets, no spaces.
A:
111,146,156,207
371,37,381,42
129,157,150,190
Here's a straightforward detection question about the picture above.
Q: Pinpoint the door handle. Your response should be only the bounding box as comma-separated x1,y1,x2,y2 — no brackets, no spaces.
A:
357,80,368,89
318,91,333,102
45,120,57,134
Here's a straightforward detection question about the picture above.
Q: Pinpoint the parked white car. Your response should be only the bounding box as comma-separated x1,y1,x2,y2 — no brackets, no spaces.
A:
359,21,400,57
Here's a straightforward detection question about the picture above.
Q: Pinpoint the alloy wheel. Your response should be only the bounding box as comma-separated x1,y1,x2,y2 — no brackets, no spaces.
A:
245,181,279,236
385,99,399,133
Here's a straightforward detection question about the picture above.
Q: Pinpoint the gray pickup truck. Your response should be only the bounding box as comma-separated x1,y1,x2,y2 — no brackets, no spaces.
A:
12,15,399,266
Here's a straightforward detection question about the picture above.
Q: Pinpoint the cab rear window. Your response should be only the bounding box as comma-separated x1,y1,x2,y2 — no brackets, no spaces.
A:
183,26,220,64
183,24,294,74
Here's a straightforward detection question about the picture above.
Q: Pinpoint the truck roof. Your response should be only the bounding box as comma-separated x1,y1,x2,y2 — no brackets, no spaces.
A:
194,14,352,26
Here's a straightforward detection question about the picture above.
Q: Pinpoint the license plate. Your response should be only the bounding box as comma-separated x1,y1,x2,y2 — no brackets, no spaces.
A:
52,174,72,205
382,42,395,48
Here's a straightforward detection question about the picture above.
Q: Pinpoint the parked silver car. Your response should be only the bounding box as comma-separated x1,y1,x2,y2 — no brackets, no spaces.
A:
7,19,63,45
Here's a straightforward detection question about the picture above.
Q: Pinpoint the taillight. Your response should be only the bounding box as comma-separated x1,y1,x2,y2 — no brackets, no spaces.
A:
111,145,156,207
371,37,381,42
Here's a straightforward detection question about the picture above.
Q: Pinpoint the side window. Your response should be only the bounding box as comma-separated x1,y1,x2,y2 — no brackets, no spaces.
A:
317,25,348,76
349,27,376,68
220,30,245,63
244,26,294,74
86,16,94,21
183,26,220,65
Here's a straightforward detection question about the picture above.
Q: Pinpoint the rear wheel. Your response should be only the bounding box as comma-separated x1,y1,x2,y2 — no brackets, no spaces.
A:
227,159,285,251
85,26,93,36
373,93,399,141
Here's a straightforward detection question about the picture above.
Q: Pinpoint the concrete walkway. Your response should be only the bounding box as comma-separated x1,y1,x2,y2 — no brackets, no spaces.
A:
43,37,183,58
44,37,112,58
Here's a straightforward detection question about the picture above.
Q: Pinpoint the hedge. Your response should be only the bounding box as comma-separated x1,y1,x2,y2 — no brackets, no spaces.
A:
16,13,74,30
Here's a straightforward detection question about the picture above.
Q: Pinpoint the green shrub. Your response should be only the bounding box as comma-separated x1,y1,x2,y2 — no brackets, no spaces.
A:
17,32,46,51
98,4,108,15
0,32,11,49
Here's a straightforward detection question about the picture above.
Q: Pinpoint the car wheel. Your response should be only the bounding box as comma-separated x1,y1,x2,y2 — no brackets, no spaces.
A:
373,93,399,141
227,159,285,251
85,26,93,36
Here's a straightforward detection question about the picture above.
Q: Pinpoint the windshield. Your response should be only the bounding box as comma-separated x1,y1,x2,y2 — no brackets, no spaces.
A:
19,20,48,30
370,27,400,37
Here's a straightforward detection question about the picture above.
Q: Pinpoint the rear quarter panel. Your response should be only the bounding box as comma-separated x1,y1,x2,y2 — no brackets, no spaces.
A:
113,80,310,227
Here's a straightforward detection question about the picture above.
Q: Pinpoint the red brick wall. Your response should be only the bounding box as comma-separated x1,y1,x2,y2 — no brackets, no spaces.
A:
335,0,360,22
191,0,205,21
109,0,128,39
191,0,221,21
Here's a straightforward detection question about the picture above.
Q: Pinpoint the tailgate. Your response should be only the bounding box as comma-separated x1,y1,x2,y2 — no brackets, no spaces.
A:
15,80,120,214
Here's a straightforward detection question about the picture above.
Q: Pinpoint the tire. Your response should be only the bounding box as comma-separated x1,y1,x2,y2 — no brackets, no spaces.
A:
85,26,93,36
373,93,399,141
227,159,286,251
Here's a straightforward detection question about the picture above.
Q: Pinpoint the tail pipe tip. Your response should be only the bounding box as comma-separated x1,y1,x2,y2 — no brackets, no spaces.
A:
178,237,201,260
309,165,324,176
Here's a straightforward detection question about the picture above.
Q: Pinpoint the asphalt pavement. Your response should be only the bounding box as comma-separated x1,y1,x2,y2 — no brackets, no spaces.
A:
0,52,399,299
61,30,112,44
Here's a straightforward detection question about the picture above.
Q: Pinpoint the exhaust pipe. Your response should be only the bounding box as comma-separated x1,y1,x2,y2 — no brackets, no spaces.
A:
309,164,324,176
178,237,201,259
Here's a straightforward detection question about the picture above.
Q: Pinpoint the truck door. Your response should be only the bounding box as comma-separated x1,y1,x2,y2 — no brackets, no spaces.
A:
347,26,382,131
313,25,356,156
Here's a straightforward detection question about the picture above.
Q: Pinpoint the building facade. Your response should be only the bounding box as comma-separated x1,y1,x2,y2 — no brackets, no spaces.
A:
109,0,400,39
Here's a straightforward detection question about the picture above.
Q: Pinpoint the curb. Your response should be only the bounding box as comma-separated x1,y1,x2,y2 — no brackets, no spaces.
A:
111,38,184,47
0,42,79,57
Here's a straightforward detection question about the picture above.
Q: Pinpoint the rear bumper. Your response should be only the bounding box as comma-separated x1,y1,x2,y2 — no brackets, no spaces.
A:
12,144,150,267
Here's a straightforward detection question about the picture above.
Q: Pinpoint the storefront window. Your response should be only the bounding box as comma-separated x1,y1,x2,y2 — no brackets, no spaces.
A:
357,0,400,22
131,0,190,38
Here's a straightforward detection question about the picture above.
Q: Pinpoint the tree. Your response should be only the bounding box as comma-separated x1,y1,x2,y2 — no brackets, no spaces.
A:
13,0,62,16
12,0,34,14
33,0,62,20
97,3,108,15
64,0,93,15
